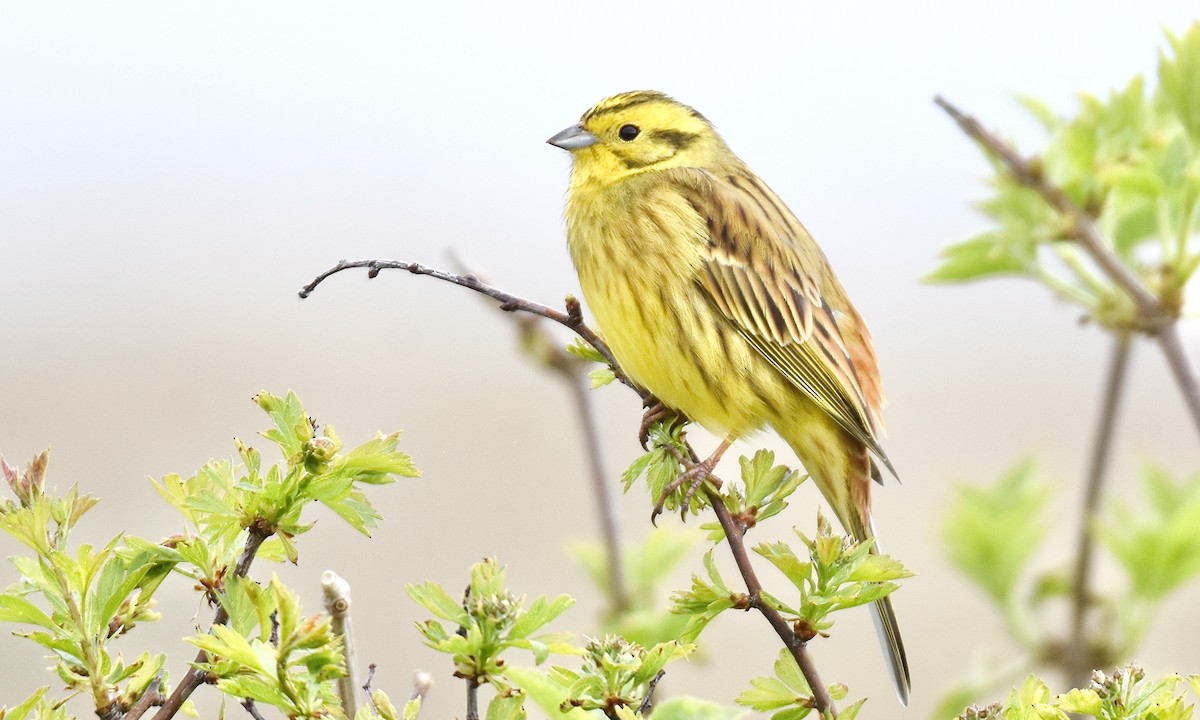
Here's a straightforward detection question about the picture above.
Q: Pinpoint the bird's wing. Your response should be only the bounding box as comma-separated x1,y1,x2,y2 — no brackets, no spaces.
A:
665,166,895,479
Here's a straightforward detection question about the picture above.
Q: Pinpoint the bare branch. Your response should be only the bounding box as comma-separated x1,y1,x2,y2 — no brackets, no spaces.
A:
1066,334,1131,687
637,670,667,715
444,255,630,613
299,259,630,389
240,699,267,720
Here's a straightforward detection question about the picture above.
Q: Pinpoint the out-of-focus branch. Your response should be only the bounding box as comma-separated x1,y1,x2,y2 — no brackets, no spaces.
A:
300,260,839,717
444,255,629,613
1065,334,1131,688
934,96,1200,436
705,488,837,716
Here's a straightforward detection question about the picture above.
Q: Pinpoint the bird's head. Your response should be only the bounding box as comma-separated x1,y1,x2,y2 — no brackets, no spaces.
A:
548,91,725,188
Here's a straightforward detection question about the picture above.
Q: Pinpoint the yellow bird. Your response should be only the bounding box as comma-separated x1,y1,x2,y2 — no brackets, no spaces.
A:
548,90,909,703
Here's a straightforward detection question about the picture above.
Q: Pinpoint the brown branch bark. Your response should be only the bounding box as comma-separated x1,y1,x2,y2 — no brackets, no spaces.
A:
300,259,839,717
1065,333,1131,688
705,488,837,716
933,96,1200,437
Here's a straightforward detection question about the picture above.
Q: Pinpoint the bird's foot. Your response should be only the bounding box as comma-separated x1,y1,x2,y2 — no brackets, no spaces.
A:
651,438,732,524
638,396,682,449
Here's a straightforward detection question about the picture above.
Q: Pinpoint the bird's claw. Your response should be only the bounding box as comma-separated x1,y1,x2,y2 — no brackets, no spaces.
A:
639,397,681,450
650,459,720,525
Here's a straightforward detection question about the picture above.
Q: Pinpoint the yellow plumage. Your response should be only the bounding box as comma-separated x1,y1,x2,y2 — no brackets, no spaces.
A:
548,90,909,703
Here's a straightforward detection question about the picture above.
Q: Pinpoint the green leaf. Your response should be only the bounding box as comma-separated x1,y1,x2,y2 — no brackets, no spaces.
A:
486,690,527,720
1096,466,1200,598
651,697,745,720
1159,24,1200,143
589,368,617,388
508,594,574,640
925,231,1038,283
505,666,594,720
406,581,469,625
565,338,606,364
836,699,866,720
1017,95,1062,132
753,541,811,591
0,594,58,630
943,460,1048,604
1055,688,1101,716
1,687,52,720
188,624,275,677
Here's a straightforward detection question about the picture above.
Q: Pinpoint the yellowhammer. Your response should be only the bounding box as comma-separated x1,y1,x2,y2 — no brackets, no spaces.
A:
548,90,909,703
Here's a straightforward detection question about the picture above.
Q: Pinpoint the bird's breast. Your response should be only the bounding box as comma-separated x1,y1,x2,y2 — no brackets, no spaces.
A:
565,183,769,436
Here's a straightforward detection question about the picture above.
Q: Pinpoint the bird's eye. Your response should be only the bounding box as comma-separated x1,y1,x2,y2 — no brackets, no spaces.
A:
618,124,640,141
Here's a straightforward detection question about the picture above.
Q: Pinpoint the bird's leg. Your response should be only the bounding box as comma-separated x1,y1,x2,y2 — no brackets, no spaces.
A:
652,436,733,523
638,395,682,449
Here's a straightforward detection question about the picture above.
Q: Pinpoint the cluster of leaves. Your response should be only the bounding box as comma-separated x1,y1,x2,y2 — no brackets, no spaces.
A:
958,665,1200,720
407,557,576,690
928,23,1200,330
0,391,417,719
938,462,1200,714
738,649,860,720
189,575,346,717
668,510,908,720
410,558,735,720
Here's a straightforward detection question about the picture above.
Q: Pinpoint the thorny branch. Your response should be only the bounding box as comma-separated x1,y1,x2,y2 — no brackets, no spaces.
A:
934,96,1200,437
300,259,840,717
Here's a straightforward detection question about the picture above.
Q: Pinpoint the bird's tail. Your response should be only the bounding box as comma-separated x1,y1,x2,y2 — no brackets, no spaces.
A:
868,543,910,706
801,443,911,705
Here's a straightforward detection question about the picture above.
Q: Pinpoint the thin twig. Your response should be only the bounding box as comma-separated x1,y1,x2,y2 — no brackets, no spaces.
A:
363,663,379,715
240,699,267,720
150,527,272,720
934,96,1200,435
1157,325,1200,436
465,677,480,720
637,670,667,715
565,373,631,613
300,260,838,717
933,96,1158,312
457,586,480,720
705,488,837,716
445,256,630,613
1065,334,1132,688
122,672,164,720
299,259,629,389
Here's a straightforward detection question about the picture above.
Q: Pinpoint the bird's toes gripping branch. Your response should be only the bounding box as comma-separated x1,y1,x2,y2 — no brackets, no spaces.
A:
638,396,685,450
651,437,734,524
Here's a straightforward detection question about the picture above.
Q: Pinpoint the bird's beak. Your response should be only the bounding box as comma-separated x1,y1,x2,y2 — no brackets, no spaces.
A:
547,123,599,151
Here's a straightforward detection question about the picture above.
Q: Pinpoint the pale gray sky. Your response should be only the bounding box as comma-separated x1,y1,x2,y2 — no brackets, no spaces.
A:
3,2,1200,718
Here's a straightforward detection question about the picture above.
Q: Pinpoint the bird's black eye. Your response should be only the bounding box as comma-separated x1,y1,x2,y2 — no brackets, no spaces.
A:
618,124,640,141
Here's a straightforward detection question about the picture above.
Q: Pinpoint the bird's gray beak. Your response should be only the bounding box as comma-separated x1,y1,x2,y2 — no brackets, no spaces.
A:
547,123,599,150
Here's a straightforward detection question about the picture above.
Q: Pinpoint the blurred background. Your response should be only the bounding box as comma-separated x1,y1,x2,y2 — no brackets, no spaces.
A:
3,1,1200,717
